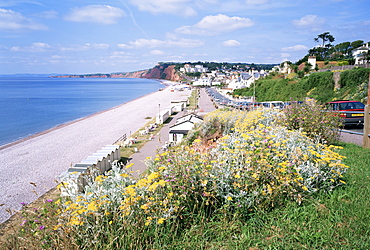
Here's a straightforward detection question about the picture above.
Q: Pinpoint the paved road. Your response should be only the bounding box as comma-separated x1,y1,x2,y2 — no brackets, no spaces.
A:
198,88,217,115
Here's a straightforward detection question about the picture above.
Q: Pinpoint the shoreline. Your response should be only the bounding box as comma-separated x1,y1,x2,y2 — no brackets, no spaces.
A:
0,80,190,224
0,79,171,151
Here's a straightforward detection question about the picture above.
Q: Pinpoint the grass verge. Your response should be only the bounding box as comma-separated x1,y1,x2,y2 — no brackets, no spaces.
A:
159,142,370,249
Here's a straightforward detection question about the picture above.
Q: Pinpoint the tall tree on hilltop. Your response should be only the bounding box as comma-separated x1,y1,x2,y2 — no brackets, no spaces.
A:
314,32,335,48
311,32,335,60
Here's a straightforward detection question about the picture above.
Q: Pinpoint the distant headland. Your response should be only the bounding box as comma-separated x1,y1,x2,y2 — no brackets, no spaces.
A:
51,63,183,82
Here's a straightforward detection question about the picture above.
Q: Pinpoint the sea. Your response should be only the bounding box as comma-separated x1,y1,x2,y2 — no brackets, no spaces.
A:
0,77,163,147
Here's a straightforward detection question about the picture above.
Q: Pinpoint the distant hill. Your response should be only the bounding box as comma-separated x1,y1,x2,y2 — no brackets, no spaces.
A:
51,63,183,81
0,73,59,77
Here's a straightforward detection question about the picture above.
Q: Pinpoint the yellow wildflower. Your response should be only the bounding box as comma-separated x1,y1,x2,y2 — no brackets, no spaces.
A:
157,218,165,224
87,201,99,212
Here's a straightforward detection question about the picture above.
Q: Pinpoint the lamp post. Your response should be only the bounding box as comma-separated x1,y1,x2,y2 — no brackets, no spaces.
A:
158,103,161,124
253,80,256,110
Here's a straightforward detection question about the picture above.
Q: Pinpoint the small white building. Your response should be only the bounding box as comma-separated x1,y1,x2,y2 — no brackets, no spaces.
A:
156,109,170,124
308,56,317,69
169,114,203,144
171,100,188,112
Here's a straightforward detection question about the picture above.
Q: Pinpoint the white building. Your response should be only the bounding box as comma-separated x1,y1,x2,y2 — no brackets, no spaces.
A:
169,114,203,144
193,77,212,86
352,43,369,64
308,56,317,69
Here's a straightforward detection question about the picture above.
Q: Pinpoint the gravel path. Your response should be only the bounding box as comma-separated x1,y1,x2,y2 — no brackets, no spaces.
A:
0,85,190,224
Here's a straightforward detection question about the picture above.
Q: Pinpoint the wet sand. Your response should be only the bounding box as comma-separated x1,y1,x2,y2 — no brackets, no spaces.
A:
0,83,190,224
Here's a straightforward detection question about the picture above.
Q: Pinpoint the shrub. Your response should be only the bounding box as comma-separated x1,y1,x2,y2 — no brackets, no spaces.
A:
279,100,342,144
30,109,347,249
52,109,349,248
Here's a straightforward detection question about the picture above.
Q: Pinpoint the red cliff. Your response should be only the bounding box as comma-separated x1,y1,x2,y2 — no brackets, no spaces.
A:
53,63,184,81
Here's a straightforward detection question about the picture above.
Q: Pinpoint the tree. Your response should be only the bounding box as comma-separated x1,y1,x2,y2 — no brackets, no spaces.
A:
314,32,335,48
313,32,335,60
308,47,327,61
328,42,351,60
303,62,312,74
350,40,364,50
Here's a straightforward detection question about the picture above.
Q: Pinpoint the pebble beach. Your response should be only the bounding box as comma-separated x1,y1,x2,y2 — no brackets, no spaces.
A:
0,83,191,224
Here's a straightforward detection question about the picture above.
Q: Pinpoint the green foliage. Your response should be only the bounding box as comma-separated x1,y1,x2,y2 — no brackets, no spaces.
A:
305,71,335,102
338,67,370,89
232,67,369,103
233,77,309,102
337,67,370,102
186,72,201,77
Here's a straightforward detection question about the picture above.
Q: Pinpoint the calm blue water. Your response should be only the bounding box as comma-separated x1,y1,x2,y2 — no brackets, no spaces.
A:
0,77,163,147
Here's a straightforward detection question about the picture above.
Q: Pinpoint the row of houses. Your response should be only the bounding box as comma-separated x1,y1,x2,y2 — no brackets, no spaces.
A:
180,64,209,73
192,69,268,89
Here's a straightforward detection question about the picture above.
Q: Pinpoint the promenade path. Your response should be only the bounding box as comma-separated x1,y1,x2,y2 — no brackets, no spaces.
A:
129,87,216,176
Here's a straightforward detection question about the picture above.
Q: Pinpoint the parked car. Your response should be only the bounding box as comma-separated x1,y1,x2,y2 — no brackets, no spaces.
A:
261,101,285,109
325,100,365,126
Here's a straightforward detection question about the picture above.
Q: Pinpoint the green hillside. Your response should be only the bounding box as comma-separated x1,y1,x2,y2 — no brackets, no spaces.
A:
232,67,370,103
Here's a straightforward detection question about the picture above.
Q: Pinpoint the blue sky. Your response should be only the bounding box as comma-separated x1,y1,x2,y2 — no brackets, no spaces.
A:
1,0,369,74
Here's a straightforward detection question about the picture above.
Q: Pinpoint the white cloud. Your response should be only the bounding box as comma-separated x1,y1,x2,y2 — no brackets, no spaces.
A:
222,40,241,47
281,44,308,51
364,20,370,25
128,0,196,17
175,14,254,36
0,8,47,31
60,43,110,51
109,51,134,59
122,39,165,48
292,15,326,30
245,0,269,5
65,5,125,24
90,43,110,49
118,37,204,49
10,42,51,52
150,50,165,55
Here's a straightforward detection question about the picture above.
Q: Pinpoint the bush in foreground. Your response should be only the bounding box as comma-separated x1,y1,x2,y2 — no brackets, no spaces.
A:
47,109,349,249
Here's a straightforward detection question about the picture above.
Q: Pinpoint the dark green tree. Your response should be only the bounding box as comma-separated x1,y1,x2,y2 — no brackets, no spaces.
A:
313,32,335,60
